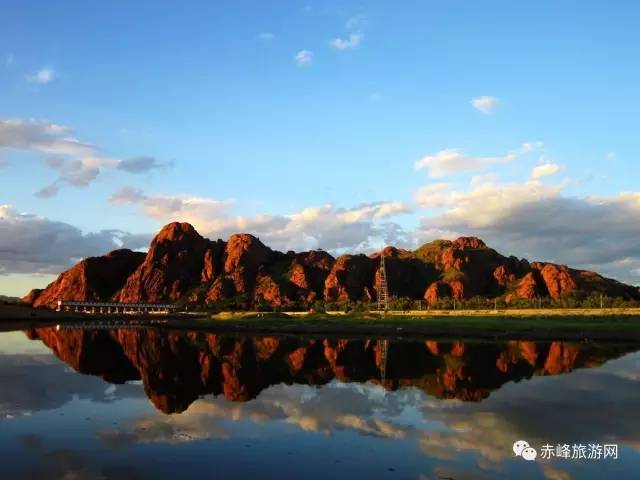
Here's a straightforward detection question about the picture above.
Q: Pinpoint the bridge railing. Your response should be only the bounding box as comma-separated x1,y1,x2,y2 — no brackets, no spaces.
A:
57,300,178,314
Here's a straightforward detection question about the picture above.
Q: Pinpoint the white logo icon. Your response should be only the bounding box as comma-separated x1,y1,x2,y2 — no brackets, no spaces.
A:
513,440,529,456
513,440,537,461
522,447,537,461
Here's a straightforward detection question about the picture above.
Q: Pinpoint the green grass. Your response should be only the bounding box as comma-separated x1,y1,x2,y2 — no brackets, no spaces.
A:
171,311,640,341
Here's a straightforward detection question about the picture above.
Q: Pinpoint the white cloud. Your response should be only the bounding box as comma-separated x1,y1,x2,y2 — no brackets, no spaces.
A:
415,183,451,208
531,162,561,179
257,32,274,41
470,95,500,114
4,53,14,67
109,187,234,226
414,142,543,178
110,187,411,253
0,118,96,157
417,177,562,222
26,67,55,84
416,176,640,283
0,204,149,275
0,118,163,196
294,49,313,66
330,33,363,50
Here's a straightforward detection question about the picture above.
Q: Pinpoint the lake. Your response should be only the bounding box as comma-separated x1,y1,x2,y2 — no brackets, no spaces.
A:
1,326,639,479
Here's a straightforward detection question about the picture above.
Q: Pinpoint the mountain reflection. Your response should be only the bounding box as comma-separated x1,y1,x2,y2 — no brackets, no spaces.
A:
26,326,640,415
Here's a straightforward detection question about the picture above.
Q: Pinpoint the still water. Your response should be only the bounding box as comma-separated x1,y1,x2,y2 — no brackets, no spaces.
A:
0,326,639,479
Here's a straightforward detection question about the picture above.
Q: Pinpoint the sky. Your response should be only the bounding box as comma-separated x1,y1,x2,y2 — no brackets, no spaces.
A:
1,0,640,296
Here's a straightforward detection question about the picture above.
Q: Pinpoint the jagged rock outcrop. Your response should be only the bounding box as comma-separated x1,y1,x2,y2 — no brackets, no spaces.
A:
324,254,377,301
505,272,543,303
531,262,577,300
424,281,450,305
289,250,335,303
28,222,640,309
118,222,208,302
30,249,145,308
206,234,275,303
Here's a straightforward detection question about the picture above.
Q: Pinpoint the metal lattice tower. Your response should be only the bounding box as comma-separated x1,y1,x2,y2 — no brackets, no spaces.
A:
378,339,389,384
377,253,389,311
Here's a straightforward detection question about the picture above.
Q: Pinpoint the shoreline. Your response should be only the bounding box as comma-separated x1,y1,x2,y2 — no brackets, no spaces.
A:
2,304,640,341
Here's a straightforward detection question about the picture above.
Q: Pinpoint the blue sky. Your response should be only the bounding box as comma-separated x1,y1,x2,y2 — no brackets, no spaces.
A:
1,1,640,295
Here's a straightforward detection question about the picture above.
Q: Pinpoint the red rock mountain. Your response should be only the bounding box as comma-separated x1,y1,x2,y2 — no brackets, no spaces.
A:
25,222,640,308
31,249,145,309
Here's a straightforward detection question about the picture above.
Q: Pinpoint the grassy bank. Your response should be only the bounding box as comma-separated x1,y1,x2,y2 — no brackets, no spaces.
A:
2,304,640,341
183,310,640,341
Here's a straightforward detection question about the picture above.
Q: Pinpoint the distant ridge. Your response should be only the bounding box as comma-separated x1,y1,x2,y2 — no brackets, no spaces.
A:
0,295,20,304
24,222,640,310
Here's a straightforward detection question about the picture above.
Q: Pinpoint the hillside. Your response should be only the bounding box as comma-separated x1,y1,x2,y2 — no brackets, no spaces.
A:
23,222,640,310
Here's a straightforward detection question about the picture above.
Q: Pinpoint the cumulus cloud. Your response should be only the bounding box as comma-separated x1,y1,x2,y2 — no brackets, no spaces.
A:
415,142,543,178
531,162,561,179
26,67,56,84
416,176,640,283
470,95,500,114
0,204,150,275
415,183,451,207
330,33,363,50
110,187,412,253
294,49,313,66
0,117,164,196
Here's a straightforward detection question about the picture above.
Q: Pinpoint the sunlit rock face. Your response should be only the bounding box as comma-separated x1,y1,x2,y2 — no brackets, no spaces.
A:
24,222,640,309
118,222,209,303
27,327,637,414
31,249,145,309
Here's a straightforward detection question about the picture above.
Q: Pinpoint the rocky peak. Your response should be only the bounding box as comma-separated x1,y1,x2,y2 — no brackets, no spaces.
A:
224,234,273,273
118,223,208,302
452,237,487,250
154,222,201,243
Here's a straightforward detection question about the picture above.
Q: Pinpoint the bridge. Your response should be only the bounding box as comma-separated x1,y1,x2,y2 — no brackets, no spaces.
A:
57,300,177,315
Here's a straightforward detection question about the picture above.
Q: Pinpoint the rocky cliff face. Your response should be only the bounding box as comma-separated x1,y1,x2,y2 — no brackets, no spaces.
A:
28,327,638,413
118,222,208,303
30,249,145,308
24,222,640,308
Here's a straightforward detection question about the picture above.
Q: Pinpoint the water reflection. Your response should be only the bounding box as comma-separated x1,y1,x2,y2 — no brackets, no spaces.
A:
26,326,639,413
0,327,638,479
